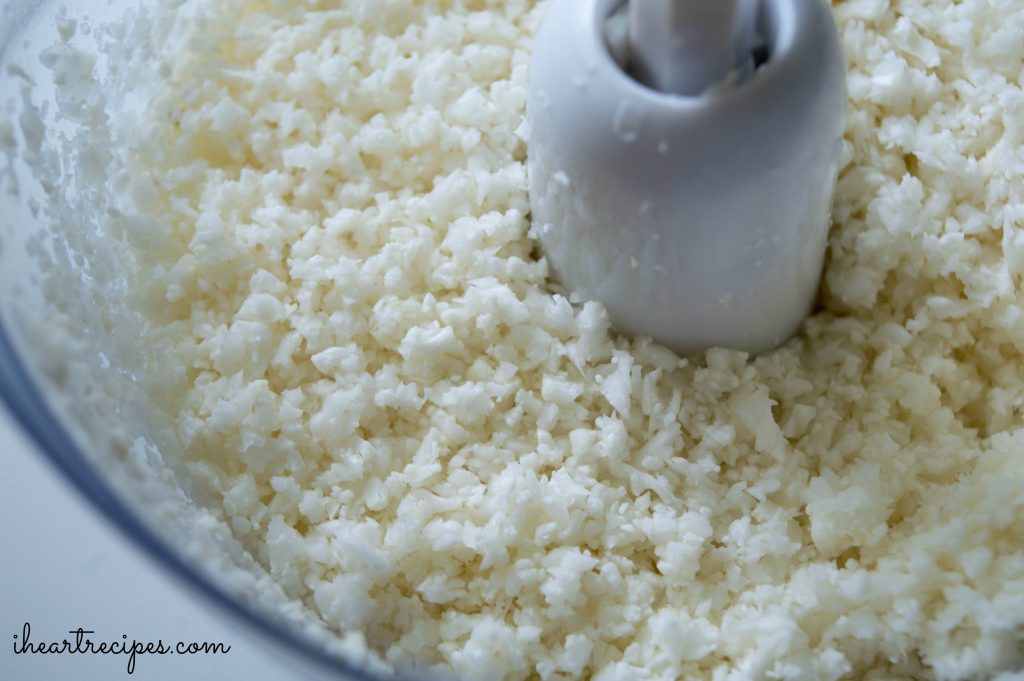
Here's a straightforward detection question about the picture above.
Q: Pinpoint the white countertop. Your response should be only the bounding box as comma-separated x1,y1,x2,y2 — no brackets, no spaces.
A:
0,406,296,681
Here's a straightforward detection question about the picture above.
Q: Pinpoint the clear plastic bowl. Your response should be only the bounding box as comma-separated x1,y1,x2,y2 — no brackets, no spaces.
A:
0,1,392,679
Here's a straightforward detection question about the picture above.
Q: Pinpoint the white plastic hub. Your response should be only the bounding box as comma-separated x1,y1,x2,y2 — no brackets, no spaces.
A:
629,0,755,96
528,0,846,356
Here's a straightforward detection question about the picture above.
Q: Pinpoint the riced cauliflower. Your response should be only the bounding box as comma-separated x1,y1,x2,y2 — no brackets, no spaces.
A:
16,0,1024,679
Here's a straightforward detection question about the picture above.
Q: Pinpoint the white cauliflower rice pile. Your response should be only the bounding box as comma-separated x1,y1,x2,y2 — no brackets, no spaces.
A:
39,0,1024,678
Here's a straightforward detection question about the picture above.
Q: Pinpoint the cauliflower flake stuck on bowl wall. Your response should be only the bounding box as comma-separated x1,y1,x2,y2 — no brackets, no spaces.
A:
5,0,1024,679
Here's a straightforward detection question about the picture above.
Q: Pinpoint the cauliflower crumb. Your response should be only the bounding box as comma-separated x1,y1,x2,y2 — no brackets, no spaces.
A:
27,0,1024,679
